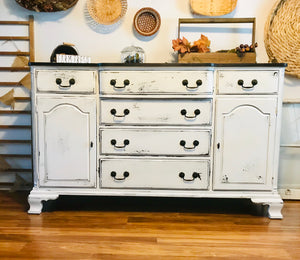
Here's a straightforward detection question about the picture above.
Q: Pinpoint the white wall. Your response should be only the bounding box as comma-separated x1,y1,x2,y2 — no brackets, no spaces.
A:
0,0,299,194
0,0,287,63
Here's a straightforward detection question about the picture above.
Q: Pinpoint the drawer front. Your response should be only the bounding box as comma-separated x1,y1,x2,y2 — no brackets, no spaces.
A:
100,71,213,94
100,159,209,190
217,70,279,94
101,128,211,156
35,70,97,93
100,99,212,126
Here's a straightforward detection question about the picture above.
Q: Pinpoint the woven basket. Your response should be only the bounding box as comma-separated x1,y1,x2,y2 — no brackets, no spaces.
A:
133,8,161,36
190,0,237,16
264,0,300,78
15,0,78,12
87,0,127,25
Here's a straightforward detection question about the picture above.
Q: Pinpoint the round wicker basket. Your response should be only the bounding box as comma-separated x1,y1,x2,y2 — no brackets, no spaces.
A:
264,0,300,78
133,8,161,36
87,0,127,25
15,0,78,12
189,0,237,16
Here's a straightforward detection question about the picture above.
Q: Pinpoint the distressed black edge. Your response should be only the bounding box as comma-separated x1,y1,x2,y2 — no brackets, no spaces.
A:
29,62,287,67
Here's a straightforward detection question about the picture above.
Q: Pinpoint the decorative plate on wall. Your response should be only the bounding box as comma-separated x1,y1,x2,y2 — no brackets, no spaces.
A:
190,0,238,16
87,0,127,25
133,7,161,36
15,0,79,12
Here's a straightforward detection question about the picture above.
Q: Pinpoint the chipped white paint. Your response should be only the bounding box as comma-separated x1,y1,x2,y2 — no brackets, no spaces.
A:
29,64,285,219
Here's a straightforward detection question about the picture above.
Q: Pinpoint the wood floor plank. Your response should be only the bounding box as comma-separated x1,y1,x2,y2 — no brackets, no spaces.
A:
0,191,299,259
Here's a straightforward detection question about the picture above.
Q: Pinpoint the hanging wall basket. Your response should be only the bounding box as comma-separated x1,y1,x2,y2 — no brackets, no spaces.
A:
87,0,127,25
264,0,300,78
15,0,79,12
190,0,238,16
133,7,161,36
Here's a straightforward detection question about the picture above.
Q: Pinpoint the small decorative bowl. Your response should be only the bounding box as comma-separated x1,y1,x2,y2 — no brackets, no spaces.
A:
133,7,161,36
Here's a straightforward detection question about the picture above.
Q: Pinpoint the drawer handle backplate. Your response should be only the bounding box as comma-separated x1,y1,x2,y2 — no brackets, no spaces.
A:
110,171,129,181
56,78,75,88
182,79,202,89
181,109,201,119
110,108,130,118
180,140,199,150
237,79,258,89
179,172,201,182
111,139,130,148
110,79,130,89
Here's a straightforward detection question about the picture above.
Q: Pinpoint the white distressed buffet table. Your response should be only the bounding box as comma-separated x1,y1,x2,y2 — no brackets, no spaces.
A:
28,63,286,218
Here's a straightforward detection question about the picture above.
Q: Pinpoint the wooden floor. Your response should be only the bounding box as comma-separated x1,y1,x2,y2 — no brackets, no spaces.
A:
0,191,299,259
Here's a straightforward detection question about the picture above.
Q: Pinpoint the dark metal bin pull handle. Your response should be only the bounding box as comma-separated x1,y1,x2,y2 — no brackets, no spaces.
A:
110,108,130,118
111,139,130,148
110,171,130,180
56,78,75,88
182,79,202,89
180,109,201,119
179,172,201,181
237,79,258,89
110,79,130,89
180,140,199,149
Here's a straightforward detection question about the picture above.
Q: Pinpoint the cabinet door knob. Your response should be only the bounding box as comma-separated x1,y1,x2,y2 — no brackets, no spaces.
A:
55,78,75,88
180,140,199,149
110,171,130,180
110,139,130,148
179,172,201,181
237,79,258,89
222,175,229,183
180,109,200,119
110,79,130,89
110,108,130,118
182,79,202,89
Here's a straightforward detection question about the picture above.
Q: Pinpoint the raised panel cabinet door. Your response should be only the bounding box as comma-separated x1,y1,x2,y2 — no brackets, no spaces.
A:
213,98,277,190
36,97,97,187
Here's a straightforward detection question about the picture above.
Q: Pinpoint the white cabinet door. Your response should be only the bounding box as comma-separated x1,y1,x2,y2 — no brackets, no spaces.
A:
36,97,97,187
213,98,277,190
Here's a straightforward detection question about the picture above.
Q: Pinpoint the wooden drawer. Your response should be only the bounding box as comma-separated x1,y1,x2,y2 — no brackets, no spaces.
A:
100,128,211,156
100,158,209,190
35,69,97,93
100,71,213,94
217,70,279,94
100,99,212,126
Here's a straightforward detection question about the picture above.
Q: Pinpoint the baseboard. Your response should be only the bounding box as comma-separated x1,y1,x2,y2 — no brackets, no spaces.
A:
279,189,300,200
